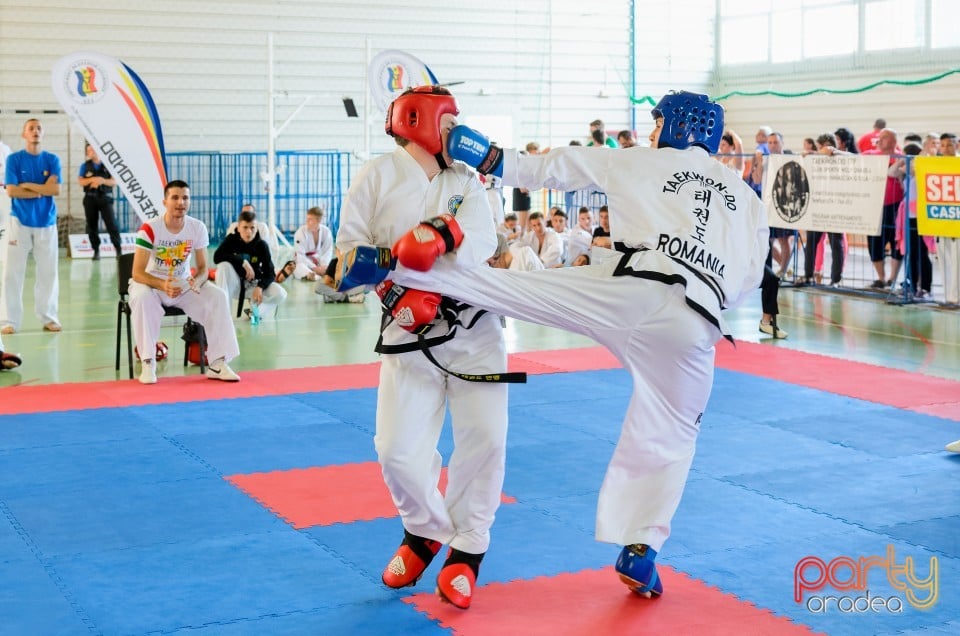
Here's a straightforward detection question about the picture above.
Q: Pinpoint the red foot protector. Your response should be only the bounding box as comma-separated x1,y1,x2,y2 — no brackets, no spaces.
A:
226,462,516,529
405,566,821,636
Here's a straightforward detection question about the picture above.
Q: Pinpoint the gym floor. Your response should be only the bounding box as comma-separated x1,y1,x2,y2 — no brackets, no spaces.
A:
2,251,958,386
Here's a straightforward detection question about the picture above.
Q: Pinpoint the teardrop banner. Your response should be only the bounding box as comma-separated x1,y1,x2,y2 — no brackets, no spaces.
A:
368,49,439,114
51,51,167,222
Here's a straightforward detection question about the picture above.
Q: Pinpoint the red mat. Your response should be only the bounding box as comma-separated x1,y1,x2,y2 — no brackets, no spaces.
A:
226,462,516,529
404,566,821,636
1,344,956,421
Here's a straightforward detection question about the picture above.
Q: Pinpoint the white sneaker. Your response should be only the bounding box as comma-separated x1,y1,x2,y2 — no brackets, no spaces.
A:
205,358,240,382
139,359,157,384
348,293,366,303
946,440,960,453
758,321,788,339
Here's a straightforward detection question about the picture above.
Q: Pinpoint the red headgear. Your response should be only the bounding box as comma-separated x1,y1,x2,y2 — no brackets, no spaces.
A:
385,85,460,156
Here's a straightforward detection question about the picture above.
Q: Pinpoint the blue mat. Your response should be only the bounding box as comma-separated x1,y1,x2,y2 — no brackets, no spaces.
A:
0,368,957,635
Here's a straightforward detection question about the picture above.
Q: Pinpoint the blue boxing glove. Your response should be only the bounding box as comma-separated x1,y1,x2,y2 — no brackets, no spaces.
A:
336,245,395,291
448,125,504,177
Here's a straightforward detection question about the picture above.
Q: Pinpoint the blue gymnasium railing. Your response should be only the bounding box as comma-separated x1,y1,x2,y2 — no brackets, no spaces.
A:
113,150,352,243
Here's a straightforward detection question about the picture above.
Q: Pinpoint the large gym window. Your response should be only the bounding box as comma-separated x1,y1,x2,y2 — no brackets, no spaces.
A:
718,0,956,66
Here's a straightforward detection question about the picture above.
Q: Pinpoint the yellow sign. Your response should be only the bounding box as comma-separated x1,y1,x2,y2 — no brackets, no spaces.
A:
914,156,960,238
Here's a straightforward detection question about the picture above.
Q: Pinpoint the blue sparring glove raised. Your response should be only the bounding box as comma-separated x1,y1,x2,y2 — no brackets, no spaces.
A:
448,125,504,177
336,245,395,291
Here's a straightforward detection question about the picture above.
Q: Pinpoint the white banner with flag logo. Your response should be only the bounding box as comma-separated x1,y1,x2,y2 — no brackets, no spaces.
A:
368,50,439,114
762,154,888,234
51,51,167,223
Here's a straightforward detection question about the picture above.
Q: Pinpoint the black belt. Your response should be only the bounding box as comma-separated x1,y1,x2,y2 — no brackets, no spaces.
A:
375,297,526,384
612,242,733,345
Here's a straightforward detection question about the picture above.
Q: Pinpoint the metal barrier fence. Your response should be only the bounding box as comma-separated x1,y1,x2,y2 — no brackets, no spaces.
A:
113,150,352,243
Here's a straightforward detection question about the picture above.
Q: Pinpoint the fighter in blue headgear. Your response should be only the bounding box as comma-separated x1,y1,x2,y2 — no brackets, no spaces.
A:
650,90,724,153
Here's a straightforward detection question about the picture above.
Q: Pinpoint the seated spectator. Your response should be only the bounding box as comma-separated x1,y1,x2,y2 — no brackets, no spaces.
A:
487,235,545,272
315,256,366,303
571,253,590,267
591,205,612,249
214,208,288,320
549,209,570,264
292,206,334,281
130,180,240,385
617,130,637,148
566,206,594,266
498,212,521,244
517,211,563,268
587,119,617,148
226,203,278,263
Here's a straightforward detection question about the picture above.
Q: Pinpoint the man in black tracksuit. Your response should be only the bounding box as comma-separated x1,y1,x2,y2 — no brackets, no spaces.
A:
213,209,287,319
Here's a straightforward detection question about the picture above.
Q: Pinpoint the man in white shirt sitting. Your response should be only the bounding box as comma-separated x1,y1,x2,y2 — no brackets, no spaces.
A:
517,211,563,268
566,207,594,266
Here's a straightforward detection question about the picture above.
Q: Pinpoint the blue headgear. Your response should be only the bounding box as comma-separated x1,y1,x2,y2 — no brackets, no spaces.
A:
651,91,724,153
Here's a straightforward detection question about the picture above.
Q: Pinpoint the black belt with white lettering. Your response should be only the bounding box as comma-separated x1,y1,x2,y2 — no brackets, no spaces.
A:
375,297,526,384
612,242,733,344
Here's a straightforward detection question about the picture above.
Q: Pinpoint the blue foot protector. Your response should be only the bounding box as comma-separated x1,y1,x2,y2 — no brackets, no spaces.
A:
615,544,663,597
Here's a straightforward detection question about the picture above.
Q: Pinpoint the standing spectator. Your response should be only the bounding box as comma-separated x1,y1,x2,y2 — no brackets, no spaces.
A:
755,126,772,154
749,132,795,278
588,119,618,148
937,133,960,307
863,128,904,288
891,142,933,299
511,142,540,235
617,130,637,148
800,133,847,287
0,126,11,221
77,142,122,260
292,206,334,281
335,86,509,610
858,118,886,153
1,119,62,334
716,129,745,176
802,137,817,155
214,208,287,319
130,180,240,385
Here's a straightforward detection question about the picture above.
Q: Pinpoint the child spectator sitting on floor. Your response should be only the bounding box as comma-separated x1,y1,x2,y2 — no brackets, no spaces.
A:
315,256,366,303
292,206,334,281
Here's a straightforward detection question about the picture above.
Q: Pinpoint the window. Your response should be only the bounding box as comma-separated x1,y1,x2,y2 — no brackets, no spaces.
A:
864,0,923,51
719,0,958,69
931,0,960,48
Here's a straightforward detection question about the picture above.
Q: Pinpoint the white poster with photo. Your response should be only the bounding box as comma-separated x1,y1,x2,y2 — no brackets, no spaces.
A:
762,154,888,234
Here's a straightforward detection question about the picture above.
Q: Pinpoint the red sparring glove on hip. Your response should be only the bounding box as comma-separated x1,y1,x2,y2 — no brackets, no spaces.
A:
376,281,441,334
392,214,464,272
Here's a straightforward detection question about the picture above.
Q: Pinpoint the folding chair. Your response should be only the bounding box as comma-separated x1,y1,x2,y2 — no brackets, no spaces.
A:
116,253,207,379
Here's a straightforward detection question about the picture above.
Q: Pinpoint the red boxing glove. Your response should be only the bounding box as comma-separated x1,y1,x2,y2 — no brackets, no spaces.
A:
392,214,464,272
376,281,441,334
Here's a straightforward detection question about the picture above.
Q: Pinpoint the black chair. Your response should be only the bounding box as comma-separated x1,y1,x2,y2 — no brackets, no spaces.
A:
116,253,207,379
